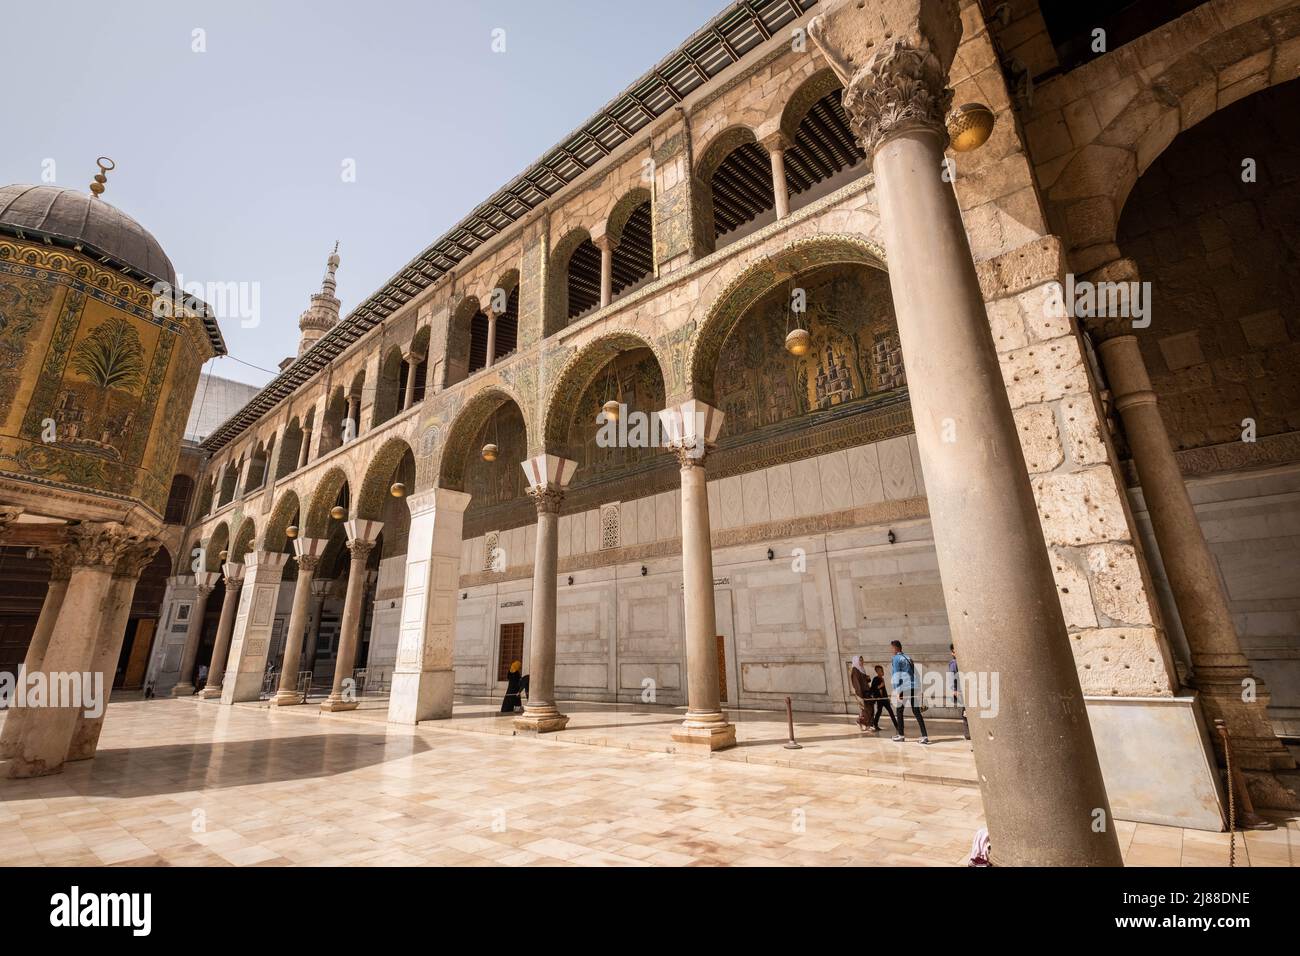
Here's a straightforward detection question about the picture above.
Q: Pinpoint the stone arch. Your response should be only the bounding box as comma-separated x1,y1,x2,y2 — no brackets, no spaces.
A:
356,436,419,520
304,466,352,538
541,329,670,450
686,233,888,404
446,295,485,386
262,489,302,553
276,416,303,479
230,516,257,562
409,325,431,404
437,384,532,492
778,67,843,142
487,267,520,309
203,522,230,573
195,475,215,518
546,227,597,335
604,187,652,247
372,345,405,427
1043,10,1300,272
691,124,764,255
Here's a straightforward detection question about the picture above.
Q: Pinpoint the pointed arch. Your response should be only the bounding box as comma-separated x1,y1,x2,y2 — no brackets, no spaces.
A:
263,490,302,553
304,466,352,538
356,436,419,520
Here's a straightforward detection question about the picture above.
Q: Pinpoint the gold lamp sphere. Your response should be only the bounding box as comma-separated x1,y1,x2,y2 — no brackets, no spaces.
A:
784,328,811,356
481,443,498,462
285,524,299,539
390,482,406,498
330,505,347,521
602,399,621,421
947,103,995,152
218,549,229,561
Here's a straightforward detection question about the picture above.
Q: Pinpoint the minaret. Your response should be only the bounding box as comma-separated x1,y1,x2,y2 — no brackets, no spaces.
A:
297,243,341,357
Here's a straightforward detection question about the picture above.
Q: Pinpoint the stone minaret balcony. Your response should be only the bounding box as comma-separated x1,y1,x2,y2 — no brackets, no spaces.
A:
297,244,341,357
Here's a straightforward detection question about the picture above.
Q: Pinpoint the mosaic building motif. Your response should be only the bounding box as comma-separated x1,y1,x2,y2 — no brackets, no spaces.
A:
715,263,904,439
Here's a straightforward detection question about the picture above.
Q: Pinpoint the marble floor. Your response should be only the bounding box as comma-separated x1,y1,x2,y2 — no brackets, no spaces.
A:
0,699,1295,867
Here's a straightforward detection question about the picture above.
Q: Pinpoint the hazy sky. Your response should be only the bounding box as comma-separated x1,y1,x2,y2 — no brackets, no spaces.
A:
4,0,720,386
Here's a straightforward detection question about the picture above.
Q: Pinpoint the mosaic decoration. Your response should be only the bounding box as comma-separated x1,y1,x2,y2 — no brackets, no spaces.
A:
566,347,667,486
0,240,214,515
714,262,902,438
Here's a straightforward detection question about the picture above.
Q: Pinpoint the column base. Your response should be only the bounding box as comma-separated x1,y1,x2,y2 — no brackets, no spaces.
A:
2,755,63,779
272,689,305,707
387,669,454,724
319,695,358,713
671,711,737,753
199,683,224,700
514,704,569,734
171,683,196,697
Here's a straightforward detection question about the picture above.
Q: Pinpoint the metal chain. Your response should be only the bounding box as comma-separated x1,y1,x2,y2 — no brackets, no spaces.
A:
1217,722,1237,868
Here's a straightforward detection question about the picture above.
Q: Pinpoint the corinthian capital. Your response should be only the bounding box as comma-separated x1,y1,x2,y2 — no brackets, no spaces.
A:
809,0,961,156
60,522,149,571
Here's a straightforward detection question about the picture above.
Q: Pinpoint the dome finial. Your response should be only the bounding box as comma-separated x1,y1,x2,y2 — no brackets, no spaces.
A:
89,157,115,198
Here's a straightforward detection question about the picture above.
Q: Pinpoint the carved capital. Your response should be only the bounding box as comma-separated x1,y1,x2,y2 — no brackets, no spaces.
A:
528,485,565,515
809,0,961,157
348,538,377,562
296,553,323,573
673,443,708,468
115,536,163,580
60,522,145,571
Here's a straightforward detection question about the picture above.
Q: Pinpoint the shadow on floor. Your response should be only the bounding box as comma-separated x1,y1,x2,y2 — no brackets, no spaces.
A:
0,732,432,799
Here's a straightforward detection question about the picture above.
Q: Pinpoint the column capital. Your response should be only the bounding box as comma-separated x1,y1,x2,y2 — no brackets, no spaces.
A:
344,518,383,547
222,561,247,588
520,453,577,492
293,535,329,563
1080,258,1145,342
809,0,961,157
114,536,163,580
757,129,793,153
193,570,222,594
59,522,153,571
406,487,472,518
245,549,291,573
657,400,724,463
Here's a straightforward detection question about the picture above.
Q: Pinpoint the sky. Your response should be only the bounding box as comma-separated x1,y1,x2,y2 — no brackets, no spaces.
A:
3,0,722,387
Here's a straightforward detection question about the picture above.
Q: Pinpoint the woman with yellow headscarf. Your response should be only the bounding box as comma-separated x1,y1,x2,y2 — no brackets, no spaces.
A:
500,660,528,713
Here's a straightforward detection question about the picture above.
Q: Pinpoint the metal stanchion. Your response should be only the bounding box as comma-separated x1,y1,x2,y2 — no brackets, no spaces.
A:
784,696,801,750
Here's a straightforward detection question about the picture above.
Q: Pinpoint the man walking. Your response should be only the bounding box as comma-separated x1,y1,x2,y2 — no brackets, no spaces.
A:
890,640,929,744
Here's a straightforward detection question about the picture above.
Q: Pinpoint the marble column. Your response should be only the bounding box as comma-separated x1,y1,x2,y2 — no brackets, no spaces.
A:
657,401,735,752
200,561,246,699
402,354,419,410
0,555,70,759
810,0,1120,865
388,488,470,724
274,536,327,705
298,429,312,469
303,580,330,678
172,570,222,696
515,454,578,734
67,535,162,761
220,550,290,704
3,523,147,778
485,310,499,368
322,520,381,712
348,396,361,437
761,132,793,220
1088,261,1297,807
594,236,616,308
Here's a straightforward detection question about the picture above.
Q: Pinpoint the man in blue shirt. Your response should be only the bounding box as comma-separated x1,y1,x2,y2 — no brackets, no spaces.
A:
890,640,929,744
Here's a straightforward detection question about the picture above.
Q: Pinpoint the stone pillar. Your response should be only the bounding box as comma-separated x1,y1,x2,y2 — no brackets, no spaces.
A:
657,400,735,752
298,430,312,469
0,555,70,759
303,579,330,678
66,535,162,761
172,570,221,696
273,536,328,705
594,236,615,308
348,395,361,436
200,561,246,699
388,488,470,724
220,550,290,704
810,0,1121,865
3,523,146,778
322,520,382,712
402,354,419,409
515,454,578,734
761,132,793,220
485,310,499,368
1088,263,1297,806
